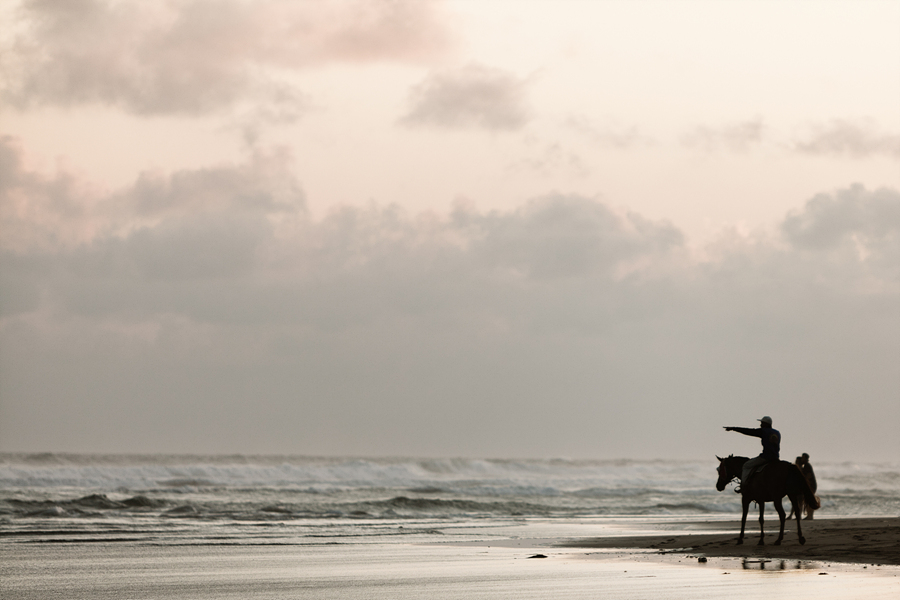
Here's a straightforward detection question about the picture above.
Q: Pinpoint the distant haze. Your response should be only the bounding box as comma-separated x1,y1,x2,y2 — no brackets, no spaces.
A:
1,1,898,462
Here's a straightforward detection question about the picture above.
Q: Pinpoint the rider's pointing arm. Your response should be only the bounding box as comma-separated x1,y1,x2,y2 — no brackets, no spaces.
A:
724,427,762,437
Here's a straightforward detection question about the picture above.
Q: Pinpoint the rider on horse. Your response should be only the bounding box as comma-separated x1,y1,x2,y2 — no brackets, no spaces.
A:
724,416,780,489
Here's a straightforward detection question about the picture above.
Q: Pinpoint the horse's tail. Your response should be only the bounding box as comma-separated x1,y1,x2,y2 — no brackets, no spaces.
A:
789,463,820,513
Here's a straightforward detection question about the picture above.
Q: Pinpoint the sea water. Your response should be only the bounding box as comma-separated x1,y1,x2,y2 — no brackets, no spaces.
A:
1,454,897,546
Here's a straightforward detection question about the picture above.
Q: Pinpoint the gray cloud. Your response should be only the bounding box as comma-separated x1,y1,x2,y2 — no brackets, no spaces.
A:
1,143,897,458
0,135,96,252
781,185,900,285
793,119,900,159
783,184,900,249
400,64,531,131
463,196,683,280
124,214,271,281
506,143,590,178
0,136,308,322
681,117,764,153
0,135,306,254
565,115,649,149
124,151,306,219
2,0,450,115
231,84,314,147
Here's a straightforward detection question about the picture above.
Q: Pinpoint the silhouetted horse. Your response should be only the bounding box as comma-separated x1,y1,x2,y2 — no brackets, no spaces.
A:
716,455,820,546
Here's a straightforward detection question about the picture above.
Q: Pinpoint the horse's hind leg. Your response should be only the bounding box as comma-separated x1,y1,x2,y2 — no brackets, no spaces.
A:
738,497,750,545
757,502,766,546
773,499,786,546
792,494,806,545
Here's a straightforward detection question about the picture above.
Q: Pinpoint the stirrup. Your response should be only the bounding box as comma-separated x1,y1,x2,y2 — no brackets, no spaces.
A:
734,486,742,494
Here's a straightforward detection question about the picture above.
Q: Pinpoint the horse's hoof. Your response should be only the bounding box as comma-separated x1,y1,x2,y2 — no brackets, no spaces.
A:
799,536,806,545
736,539,743,546
774,540,781,546
757,540,765,546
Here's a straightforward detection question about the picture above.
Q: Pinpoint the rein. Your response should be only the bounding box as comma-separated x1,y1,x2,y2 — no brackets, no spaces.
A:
719,458,741,486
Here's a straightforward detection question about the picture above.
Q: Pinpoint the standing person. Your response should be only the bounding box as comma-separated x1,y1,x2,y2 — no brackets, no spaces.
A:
796,453,818,519
723,416,780,489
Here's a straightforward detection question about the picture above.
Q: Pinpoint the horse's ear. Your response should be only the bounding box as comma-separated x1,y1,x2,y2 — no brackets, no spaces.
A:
716,455,722,461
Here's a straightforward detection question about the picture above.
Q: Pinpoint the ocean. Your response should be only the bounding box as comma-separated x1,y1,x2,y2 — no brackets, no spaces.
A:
2,454,898,547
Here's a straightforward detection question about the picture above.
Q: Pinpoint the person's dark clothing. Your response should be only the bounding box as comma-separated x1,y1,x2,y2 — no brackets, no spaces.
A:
800,462,817,493
731,427,780,460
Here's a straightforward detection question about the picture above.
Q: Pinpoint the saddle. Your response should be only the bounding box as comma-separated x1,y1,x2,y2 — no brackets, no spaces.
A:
747,461,770,479
735,460,772,493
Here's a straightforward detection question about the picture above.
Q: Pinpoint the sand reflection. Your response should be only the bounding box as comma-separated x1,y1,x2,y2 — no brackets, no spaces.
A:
741,558,819,571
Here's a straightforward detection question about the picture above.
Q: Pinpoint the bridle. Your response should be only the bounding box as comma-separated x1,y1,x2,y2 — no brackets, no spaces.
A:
717,457,740,486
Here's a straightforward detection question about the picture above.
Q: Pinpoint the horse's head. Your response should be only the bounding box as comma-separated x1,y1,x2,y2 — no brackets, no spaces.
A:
715,455,734,492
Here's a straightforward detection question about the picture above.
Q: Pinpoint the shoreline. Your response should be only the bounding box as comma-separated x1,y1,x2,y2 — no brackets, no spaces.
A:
557,516,900,566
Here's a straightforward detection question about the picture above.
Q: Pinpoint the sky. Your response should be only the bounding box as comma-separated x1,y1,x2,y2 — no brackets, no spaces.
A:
1,0,898,462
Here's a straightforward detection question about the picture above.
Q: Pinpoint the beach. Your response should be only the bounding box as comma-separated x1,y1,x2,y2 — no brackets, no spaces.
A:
3,455,899,598
3,518,900,600
560,516,900,566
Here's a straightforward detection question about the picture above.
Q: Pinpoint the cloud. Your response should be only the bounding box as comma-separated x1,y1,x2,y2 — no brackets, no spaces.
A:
0,135,100,253
782,185,900,249
792,119,900,159
565,115,649,149
0,136,307,254
0,134,684,326
1,142,898,458
681,117,764,153
310,0,451,63
781,185,900,282
1,0,450,115
506,142,590,178
124,214,272,281
231,84,314,146
399,64,531,131
462,195,683,280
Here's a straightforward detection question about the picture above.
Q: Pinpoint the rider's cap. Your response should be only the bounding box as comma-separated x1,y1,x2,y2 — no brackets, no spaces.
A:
758,416,773,425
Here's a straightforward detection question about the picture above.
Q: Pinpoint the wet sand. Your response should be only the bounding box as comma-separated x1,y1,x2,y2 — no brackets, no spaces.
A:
3,518,899,598
560,517,900,566
3,537,899,600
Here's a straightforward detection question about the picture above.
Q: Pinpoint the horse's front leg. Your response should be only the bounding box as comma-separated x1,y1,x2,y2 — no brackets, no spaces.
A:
757,501,765,546
738,496,750,545
773,499,786,546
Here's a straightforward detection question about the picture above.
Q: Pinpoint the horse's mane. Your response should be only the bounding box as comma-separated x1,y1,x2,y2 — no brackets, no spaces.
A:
723,454,748,462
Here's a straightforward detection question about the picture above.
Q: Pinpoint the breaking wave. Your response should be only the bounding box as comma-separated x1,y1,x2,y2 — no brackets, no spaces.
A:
2,454,898,545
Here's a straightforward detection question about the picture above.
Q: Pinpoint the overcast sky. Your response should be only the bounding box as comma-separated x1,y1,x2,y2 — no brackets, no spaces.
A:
1,0,898,461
